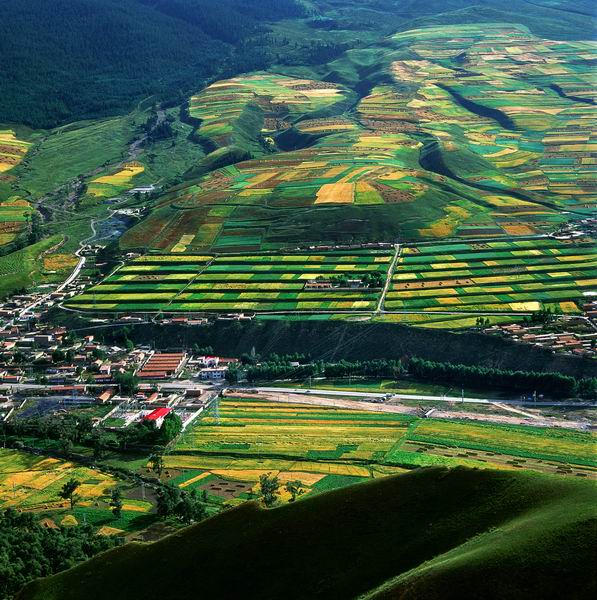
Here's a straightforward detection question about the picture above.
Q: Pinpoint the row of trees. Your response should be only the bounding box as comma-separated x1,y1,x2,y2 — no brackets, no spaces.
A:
407,357,596,398
242,359,404,383
231,354,594,399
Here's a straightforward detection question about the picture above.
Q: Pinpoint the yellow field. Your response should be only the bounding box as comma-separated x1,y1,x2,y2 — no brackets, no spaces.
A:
0,449,118,510
315,182,355,204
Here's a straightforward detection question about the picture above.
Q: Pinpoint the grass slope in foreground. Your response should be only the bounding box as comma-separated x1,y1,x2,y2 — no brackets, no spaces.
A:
18,467,597,600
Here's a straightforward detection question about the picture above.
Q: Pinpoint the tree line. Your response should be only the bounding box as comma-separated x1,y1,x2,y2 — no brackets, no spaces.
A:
231,356,595,399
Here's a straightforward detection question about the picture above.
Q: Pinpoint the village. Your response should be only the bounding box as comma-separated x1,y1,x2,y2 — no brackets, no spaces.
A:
0,315,240,432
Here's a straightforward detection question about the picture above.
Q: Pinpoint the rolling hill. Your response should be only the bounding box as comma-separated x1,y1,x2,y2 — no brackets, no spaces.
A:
18,467,597,600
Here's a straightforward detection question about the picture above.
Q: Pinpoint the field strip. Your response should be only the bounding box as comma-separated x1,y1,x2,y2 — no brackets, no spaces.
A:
152,256,215,317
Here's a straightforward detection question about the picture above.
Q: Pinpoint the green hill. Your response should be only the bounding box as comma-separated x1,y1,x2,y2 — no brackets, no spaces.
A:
18,467,597,600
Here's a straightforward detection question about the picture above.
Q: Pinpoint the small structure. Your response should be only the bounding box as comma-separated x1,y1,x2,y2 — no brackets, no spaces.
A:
143,407,172,428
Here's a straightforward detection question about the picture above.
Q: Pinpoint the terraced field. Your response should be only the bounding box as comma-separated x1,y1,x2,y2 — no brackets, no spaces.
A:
0,129,31,172
66,250,392,313
189,73,351,150
386,237,596,313
121,23,595,255
160,397,597,505
389,24,596,216
0,196,34,247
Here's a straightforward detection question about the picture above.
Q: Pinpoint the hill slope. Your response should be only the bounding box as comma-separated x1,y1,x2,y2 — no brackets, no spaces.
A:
18,467,597,600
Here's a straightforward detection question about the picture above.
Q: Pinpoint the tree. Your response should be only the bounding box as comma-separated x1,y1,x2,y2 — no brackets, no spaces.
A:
157,412,182,444
225,365,240,383
92,430,109,460
258,473,280,507
149,450,164,478
156,484,181,517
285,480,305,502
109,488,123,519
114,370,138,395
176,490,207,524
59,478,81,510
51,349,65,363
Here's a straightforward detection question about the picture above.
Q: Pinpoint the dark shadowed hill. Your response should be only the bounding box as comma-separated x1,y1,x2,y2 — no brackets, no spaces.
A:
18,467,597,600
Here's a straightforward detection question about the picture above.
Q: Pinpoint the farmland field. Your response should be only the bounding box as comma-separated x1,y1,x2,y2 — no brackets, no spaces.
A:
121,23,595,255
386,237,596,313
0,448,156,535
0,196,34,247
66,249,393,313
0,129,31,173
160,397,597,505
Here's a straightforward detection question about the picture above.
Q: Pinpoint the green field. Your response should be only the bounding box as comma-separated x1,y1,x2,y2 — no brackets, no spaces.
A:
387,237,596,313
120,23,595,255
156,397,597,507
66,250,392,313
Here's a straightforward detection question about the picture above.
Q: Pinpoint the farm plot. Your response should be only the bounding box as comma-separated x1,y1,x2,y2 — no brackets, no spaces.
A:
162,397,597,506
0,197,34,247
0,129,31,172
0,449,119,511
386,237,596,312
165,397,412,502
398,419,597,475
188,73,351,149
66,250,392,313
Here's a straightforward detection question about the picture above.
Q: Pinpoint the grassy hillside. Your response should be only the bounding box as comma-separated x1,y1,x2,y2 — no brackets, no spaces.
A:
18,467,597,600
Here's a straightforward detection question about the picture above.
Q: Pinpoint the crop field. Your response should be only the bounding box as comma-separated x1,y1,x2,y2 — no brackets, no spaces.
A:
389,24,596,217
87,162,145,198
66,250,392,312
0,129,31,172
386,237,596,313
0,449,120,511
188,73,351,150
160,397,597,505
0,196,33,246
121,24,594,255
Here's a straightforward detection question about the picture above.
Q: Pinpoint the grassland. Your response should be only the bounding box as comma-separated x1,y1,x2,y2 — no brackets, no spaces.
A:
19,468,597,600
13,117,140,198
386,237,596,313
66,250,392,313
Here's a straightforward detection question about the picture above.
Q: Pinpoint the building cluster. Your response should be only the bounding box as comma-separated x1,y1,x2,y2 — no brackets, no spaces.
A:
484,318,596,357
0,316,239,428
